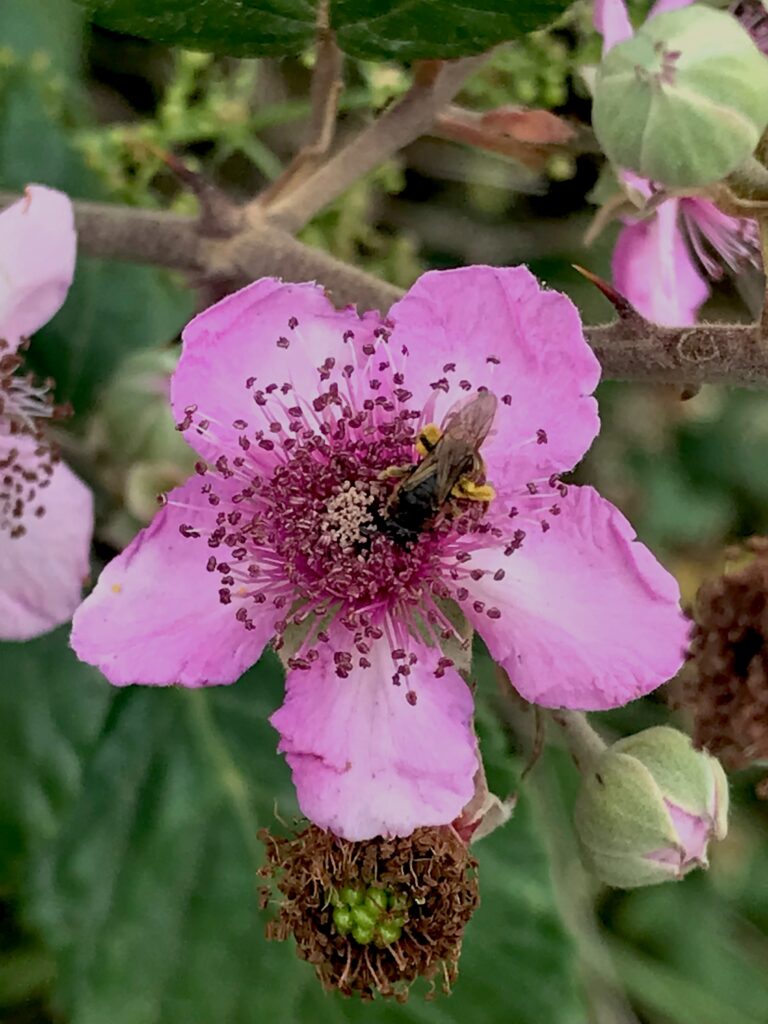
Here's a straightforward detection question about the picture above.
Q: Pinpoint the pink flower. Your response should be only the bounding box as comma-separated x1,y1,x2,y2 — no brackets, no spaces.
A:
71,267,687,840
0,186,93,641
594,0,761,325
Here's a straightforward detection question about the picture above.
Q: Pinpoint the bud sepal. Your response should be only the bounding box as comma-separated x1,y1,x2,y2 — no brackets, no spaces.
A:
575,726,728,888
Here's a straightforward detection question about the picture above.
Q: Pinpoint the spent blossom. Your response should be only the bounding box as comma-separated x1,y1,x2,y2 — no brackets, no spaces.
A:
595,0,761,325
71,266,687,840
0,185,92,640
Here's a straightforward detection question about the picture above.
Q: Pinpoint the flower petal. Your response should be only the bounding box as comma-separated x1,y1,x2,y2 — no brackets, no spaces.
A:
456,486,688,710
0,441,91,640
271,632,478,840
0,185,76,352
172,278,380,466
71,475,272,686
389,265,601,485
594,0,634,52
612,200,709,326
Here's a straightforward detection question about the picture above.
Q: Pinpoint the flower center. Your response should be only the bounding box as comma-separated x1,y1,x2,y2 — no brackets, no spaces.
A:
321,480,380,550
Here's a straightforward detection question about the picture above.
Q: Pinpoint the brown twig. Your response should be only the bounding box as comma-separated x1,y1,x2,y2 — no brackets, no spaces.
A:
6,191,768,385
257,0,343,207
262,52,493,232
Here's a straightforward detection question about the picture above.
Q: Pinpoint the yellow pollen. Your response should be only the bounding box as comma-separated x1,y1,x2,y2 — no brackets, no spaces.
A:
416,423,441,457
111,583,122,594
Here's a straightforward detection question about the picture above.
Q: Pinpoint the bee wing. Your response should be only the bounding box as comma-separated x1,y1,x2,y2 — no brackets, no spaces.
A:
441,391,498,448
433,435,475,504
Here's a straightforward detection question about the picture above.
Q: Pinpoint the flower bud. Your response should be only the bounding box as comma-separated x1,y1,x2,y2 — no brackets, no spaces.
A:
90,348,196,523
592,5,768,188
575,726,728,888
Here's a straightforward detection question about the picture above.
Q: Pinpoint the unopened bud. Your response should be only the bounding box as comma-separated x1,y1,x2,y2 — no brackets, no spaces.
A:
90,348,196,522
593,5,768,187
575,726,729,888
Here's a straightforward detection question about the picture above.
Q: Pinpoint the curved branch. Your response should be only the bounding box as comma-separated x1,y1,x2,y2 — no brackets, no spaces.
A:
261,53,492,232
3,191,767,386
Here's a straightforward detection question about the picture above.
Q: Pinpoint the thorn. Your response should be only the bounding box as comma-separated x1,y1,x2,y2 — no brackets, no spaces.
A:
571,264,644,323
152,147,241,237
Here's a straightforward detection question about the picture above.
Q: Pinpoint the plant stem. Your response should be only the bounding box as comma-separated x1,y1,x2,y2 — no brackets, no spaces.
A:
549,709,607,774
7,190,768,386
263,53,492,232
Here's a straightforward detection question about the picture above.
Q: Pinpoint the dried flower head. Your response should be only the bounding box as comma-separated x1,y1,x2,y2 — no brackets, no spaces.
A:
682,538,768,774
258,824,479,1000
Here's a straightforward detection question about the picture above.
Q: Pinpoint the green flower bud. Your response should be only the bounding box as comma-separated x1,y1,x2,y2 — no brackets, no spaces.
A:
593,5,768,187
351,904,379,931
91,349,197,524
575,726,729,888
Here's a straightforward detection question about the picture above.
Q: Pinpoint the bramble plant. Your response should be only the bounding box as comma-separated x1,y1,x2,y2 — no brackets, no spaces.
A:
4,0,768,1021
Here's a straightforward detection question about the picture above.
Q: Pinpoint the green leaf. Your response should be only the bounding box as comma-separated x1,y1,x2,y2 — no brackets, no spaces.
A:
0,630,111,886
0,627,583,1024
33,260,194,414
74,0,572,61
333,0,574,61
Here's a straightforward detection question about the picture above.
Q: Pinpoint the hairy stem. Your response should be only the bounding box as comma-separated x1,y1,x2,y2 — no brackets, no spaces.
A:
549,709,607,774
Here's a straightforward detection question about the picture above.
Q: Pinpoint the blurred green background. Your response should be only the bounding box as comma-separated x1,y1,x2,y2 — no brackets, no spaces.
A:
2,1,768,1022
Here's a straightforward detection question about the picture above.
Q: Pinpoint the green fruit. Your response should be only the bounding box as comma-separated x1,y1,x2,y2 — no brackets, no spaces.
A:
366,886,389,910
593,5,768,187
332,906,353,936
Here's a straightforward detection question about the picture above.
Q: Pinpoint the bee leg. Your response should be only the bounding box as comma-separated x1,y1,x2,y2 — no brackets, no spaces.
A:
416,423,441,457
451,477,496,502
378,464,412,481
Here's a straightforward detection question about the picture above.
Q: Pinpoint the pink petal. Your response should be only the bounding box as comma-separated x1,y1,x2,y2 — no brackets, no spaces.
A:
457,486,688,710
594,0,634,52
0,438,92,640
172,278,380,466
0,185,76,352
388,266,601,485
71,475,273,686
612,200,709,326
271,632,478,840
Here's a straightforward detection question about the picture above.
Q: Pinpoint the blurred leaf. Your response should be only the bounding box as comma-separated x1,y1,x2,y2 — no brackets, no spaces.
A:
75,0,572,60
0,0,194,417
0,631,111,887
32,261,194,415
0,629,584,1024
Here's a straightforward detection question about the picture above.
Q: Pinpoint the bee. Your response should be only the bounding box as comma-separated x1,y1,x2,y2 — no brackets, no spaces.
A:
381,390,497,546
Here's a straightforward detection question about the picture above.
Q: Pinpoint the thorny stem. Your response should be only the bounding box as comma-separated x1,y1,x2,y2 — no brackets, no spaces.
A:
7,191,768,385
549,709,607,774
12,187,768,385
261,53,493,232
